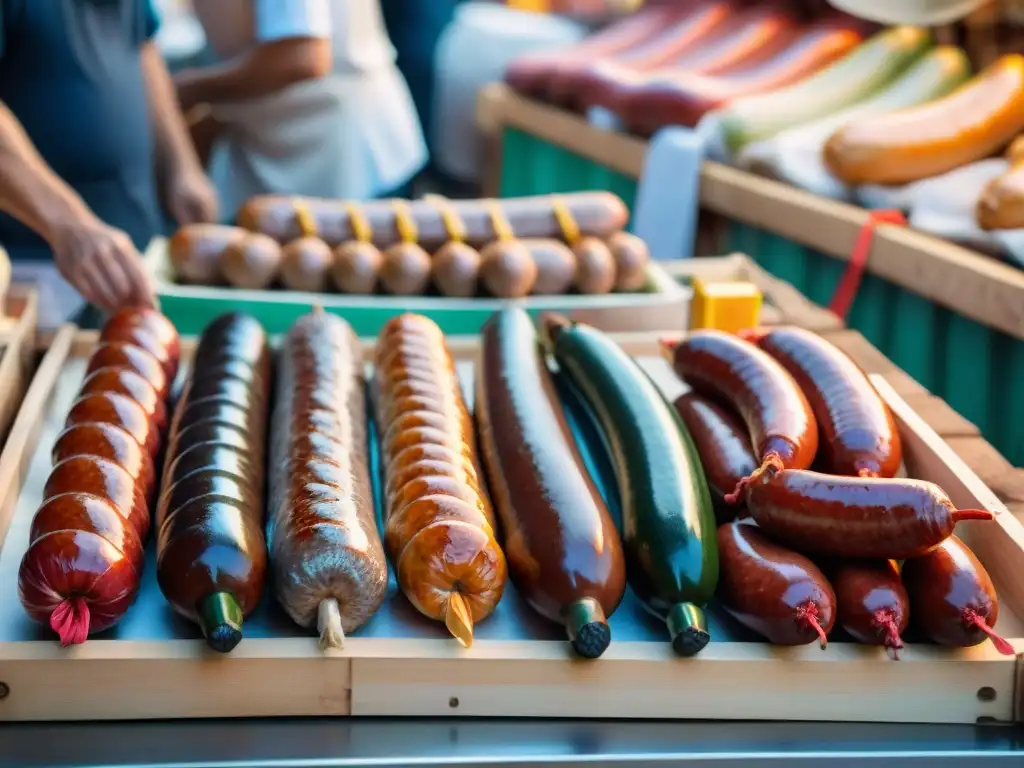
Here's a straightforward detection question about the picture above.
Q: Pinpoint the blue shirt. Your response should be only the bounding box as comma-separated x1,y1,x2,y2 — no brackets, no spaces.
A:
0,0,163,259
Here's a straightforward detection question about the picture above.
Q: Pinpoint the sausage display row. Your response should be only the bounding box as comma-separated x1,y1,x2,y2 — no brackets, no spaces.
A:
14,309,1014,662
169,195,650,298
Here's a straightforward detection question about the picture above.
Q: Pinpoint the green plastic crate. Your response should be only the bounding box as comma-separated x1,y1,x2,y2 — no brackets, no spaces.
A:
498,127,1024,466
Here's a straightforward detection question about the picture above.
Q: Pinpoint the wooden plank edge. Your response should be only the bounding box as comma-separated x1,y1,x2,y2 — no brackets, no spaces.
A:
0,286,39,442
480,85,1024,341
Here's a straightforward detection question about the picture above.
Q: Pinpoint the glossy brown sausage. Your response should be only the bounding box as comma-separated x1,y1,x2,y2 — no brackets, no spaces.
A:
279,237,333,293
156,313,270,653
902,535,1015,655
86,342,169,401
373,314,507,646
220,232,282,290
431,241,482,297
746,469,993,560
755,326,901,478
169,223,243,285
476,307,626,658
80,367,168,432
672,393,756,522
237,192,629,249
52,423,156,503
828,559,907,658
99,307,181,382
66,392,161,459
665,330,817,502
716,521,835,647
267,310,388,648
332,240,384,294
479,240,538,298
44,455,150,541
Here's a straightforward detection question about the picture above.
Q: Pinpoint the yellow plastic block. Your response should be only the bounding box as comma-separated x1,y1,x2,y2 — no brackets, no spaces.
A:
506,0,550,12
689,277,762,333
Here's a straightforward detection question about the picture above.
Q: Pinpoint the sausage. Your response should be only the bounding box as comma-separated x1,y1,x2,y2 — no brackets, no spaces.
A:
373,314,507,646
18,309,176,644
523,239,575,295
280,237,333,293
624,19,864,134
664,330,817,502
607,232,649,292
99,307,181,382
267,310,388,648
754,326,901,478
379,242,431,295
476,308,626,658
479,240,538,298
331,241,384,294
431,241,482,298
825,55,1024,185
237,192,629,249
572,238,616,295
169,224,244,285
220,232,282,290
86,343,169,401
745,469,994,560
902,535,1015,655
66,392,161,459
80,367,168,432
672,393,756,522
828,559,907,658
977,159,1024,231
156,313,270,653
716,521,835,647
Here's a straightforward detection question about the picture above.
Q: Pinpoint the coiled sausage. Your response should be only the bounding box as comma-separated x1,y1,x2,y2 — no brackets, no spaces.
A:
156,313,271,653
267,309,388,648
373,314,507,647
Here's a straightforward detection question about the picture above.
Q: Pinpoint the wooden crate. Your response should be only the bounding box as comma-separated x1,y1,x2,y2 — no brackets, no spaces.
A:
0,286,38,447
0,330,1021,723
144,237,689,336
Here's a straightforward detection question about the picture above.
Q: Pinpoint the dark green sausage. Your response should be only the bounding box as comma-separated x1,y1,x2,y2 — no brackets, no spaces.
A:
544,315,719,655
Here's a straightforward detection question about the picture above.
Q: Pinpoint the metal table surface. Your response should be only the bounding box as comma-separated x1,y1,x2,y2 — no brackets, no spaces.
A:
2,719,1023,767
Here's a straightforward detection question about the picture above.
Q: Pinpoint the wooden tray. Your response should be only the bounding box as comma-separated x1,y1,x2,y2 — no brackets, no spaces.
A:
0,286,38,448
144,237,689,336
0,330,1022,723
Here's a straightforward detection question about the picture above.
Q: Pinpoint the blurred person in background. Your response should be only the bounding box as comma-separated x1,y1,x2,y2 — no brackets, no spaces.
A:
177,0,427,219
0,0,218,319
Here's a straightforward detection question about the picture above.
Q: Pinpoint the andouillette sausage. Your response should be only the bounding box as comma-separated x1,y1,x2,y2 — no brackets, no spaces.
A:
476,308,626,658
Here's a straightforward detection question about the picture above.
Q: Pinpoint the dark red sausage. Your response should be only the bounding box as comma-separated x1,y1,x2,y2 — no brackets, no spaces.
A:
80,367,168,432
86,342,169,401
51,423,156,500
100,308,181,382
66,391,161,459
30,493,145,572
755,327,901,478
43,455,151,541
902,536,1015,655
716,521,835,647
828,559,908,658
665,330,817,502
672,392,755,522
746,469,993,560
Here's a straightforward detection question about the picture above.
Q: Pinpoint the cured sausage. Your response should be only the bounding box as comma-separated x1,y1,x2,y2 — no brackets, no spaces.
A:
746,469,993,560
672,393,756,522
373,314,507,647
607,232,649,292
169,223,242,285
716,521,835,647
476,308,626,658
977,159,1024,231
156,313,270,653
332,241,383,294
479,240,538,298
236,192,629,249
18,308,176,645
754,327,901,478
267,310,388,648
79,367,168,432
220,232,282,290
902,536,1015,655
828,559,907,658
825,55,1024,185
664,330,817,502
280,237,333,293
431,241,482,297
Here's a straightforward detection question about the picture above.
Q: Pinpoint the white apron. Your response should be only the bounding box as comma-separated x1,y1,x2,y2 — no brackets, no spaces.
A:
195,0,427,218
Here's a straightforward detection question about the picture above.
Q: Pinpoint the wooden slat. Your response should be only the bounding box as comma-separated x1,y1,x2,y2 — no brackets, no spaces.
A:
0,286,38,444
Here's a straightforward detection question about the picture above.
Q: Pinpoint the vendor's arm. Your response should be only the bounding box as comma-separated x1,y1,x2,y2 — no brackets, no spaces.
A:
139,2,218,225
175,0,333,109
0,100,155,310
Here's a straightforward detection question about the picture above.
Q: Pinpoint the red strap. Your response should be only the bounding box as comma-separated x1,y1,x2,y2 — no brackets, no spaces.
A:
828,209,907,321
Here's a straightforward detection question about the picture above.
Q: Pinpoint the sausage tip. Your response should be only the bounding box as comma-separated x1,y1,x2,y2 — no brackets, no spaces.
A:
565,597,611,659
724,453,784,505
873,609,904,660
667,602,710,657
795,602,829,650
953,509,995,523
445,592,475,649
964,608,1016,656
318,598,345,651
50,596,90,647
198,592,244,654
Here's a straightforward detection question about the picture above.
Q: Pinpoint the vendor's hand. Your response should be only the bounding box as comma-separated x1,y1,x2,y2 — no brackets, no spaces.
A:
49,215,156,312
165,164,219,226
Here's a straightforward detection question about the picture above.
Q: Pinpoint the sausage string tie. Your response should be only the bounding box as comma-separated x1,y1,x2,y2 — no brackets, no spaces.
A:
318,597,345,650
445,591,474,648
486,199,515,242
963,608,1015,656
292,200,319,239
872,608,904,661
345,202,373,244
390,199,419,245
724,453,784,505
423,193,468,245
794,602,828,650
50,596,90,646
551,196,582,246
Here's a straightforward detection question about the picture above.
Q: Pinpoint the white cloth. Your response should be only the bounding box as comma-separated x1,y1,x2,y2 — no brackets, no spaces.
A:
193,0,426,215
10,262,85,330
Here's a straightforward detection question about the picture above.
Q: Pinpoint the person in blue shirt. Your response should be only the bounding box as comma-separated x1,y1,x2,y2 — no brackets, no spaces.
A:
0,0,218,315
